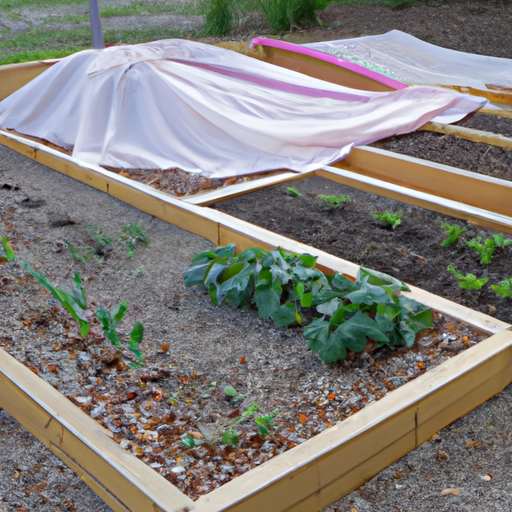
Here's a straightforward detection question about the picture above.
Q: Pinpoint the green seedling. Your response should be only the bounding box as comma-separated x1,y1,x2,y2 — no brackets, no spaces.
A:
221,428,240,446
96,300,145,362
224,385,244,399
318,194,351,209
466,233,512,265
447,265,488,290
89,225,113,257
185,244,433,363
286,186,301,197
491,278,512,299
23,262,89,337
1,236,15,261
440,222,467,247
255,409,279,436
63,239,94,263
371,210,403,229
119,224,149,257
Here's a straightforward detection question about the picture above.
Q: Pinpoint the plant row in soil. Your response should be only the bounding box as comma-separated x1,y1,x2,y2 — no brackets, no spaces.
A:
212,175,512,325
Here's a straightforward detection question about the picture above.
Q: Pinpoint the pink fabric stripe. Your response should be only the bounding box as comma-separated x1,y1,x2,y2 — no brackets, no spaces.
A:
252,37,408,90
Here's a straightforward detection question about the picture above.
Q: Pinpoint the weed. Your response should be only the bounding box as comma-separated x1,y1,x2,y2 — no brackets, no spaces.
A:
23,262,90,337
491,278,512,299
286,186,301,196
318,194,351,209
96,300,145,363
371,210,403,229
447,265,488,290
255,409,279,435
440,222,467,247
1,236,15,261
224,385,245,399
198,0,234,36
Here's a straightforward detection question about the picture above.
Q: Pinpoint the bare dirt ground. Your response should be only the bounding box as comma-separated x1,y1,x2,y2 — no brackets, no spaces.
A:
2,1,512,512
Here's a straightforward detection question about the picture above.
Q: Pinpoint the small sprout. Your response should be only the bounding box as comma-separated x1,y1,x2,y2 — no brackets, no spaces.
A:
440,223,467,247
119,224,149,257
466,236,496,265
221,428,239,446
371,210,403,229
89,225,113,257
224,385,244,399
1,236,15,261
182,434,197,449
318,194,351,209
447,265,488,290
491,233,512,248
286,186,301,197
255,409,279,436
491,278,512,299
63,239,94,263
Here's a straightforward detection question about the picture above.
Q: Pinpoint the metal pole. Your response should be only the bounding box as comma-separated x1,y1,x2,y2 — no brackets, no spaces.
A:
88,0,105,49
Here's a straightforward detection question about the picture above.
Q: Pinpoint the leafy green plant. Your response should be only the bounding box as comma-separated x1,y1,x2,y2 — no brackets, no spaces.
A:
440,222,467,247
318,194,351,209
466,233,512,264
491,278,512,299
447,265,488,290
198,0,234,36
286,186,301,197
23,262,90,337
371,210,403,229
96,300,145,363
1,236,15,261
119,224,149,257
224,385,245,399
185,244,433,363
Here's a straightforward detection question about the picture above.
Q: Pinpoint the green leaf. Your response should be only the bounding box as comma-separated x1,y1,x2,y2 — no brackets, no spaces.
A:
337,311,389,353
272,302,296,327
221,428,239,446
111,300,127,325
358,267,410,292
224,385,243,398
130,321,144,345
344,282,388,306
182,435,196,449
304,318,347,363
71,272,87,310
286,186,301,196
254,270,282,320
1,237,15,261
300,292,314,308
316,297,341,316
299,253,317,267
407,309,434,332
257,424,270,436
96,306,121,346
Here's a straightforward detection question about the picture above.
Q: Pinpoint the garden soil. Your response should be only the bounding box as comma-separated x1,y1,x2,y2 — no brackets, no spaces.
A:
2,1,512,511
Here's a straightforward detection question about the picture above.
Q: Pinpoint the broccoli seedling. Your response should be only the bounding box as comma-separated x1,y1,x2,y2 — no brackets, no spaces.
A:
447,265,488,290
440,223,467,247
318,194,351,209
371,210,403,229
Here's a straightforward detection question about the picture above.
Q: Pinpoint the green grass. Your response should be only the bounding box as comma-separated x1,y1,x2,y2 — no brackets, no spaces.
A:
0,26,190,65
100,2,199,18
0,0,85,10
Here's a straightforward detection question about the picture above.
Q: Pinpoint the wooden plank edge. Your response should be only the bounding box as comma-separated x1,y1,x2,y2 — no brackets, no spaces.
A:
0,348,195,512
0,60,58,101
339,146,512,220
182,171,308,206
422,121,512,150
195,328,512,512
316,165,512,234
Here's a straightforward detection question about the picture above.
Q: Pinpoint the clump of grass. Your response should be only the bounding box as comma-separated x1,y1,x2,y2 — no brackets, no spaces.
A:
258,0,320,32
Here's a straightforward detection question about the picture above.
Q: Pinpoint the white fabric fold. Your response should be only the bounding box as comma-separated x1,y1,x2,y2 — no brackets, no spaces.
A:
0,39,486,178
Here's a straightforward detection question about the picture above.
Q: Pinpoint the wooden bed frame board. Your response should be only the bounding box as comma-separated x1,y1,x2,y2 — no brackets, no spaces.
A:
1,129,512,512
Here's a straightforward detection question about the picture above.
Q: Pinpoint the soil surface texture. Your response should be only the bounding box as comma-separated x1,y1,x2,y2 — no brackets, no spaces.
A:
2,1,512,512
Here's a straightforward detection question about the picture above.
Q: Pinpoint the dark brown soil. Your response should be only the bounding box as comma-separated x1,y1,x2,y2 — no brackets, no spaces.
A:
213,176,512,324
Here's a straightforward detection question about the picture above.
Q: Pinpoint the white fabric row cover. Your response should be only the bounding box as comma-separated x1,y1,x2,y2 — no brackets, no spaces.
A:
0,39,485,178
304,30,512,91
